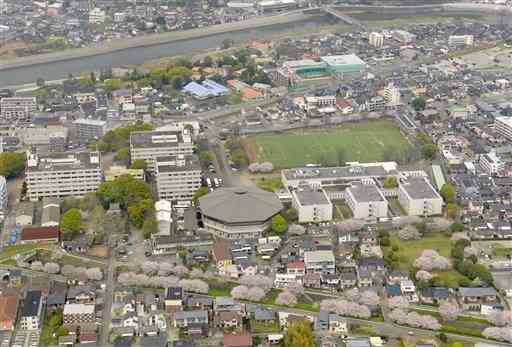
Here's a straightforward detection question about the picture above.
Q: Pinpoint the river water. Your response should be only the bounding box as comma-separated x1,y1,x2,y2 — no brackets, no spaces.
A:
0,16,330,86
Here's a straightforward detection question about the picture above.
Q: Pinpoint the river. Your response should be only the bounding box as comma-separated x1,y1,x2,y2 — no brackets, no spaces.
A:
0,16,330,86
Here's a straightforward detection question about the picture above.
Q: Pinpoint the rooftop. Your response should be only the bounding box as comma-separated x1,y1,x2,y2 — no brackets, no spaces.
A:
400,178,440,200
63,303,95,315
73,118,107,126
26,151,101,172
282,162,398,182
293,186,331,206
199,187,283,224
20,226,59,241
22,290,42,317
320,54,366,66
155,155,200,173
0,295,18,322
347,184,385,203
130,130,191,149
304,250,335,264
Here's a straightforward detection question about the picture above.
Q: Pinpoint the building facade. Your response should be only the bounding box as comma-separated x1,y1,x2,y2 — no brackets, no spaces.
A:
291,186,333,223
155,155,202,202
73,118,107,144
25,151,103,201
345,183,388,219
369,32,384,47
495,117,512,142
398,178,443,216
20,291,42,331
0,97,37,124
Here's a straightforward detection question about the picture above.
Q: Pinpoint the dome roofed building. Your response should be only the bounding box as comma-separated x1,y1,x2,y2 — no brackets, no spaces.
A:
198,187,283,240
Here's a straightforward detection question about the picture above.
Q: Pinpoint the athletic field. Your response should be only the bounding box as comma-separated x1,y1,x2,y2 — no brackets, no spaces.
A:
245,120,410,169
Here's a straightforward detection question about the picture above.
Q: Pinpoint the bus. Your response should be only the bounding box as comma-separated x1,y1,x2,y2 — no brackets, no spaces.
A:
206,178,212,188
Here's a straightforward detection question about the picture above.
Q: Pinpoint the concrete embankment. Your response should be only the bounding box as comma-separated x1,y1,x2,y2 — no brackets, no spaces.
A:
0,12,315,71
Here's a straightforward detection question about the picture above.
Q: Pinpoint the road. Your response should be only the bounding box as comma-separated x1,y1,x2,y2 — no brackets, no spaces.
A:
100,236,116,346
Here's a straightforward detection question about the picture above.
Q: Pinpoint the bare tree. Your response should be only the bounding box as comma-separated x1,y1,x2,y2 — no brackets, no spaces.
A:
276,290,298,306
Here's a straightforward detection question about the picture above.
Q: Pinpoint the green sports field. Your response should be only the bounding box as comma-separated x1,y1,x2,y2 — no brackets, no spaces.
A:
245,120,411,169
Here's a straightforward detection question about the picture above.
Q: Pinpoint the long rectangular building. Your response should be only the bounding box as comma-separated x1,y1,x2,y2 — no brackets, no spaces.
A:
25,151,103,201
495,116,512,142
398,177,442,216
0,97,37,124
130,130,194,171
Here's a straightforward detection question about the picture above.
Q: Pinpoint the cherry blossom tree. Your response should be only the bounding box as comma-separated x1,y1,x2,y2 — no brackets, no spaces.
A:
141,261,159,275
359,290,380,306
248,163,261,173
259,162,274,173
392,216,422,228
398,225,421,240
335,299,371,319
190,268,204,278
30,261,44,272
231,285,249,299
488,311,512,327
415,270,434,281
247,287,266,301
172,265,190,276
413,249,451,271
450,233,469,242
344,288,360,301
179,279,209,294
388,296,409,309
463,246,479,258
439,302,460,321
44,262,60,274
288,224,306,236
276,290,298,306
157,262,174,276
240,275,273,293
86,267,103,281
483,327,512,342
320,299,338,312
334,219,365,233
389,309,441,330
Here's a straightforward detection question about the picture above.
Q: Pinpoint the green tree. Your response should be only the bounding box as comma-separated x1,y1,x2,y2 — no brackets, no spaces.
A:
231,148,248,168
199,150,214,166
383,176,398,188
283,207,298,222
271,214,287,234
422,143,438,160
142,216,158,239
36,78,46,87
127,199,154,229
79,193,99,212
130,159,147,170
193,186,209,205
104,78,122,91
450,221,464,233
282,322,316,347
440,183,456,203
0,152,26,178
97,174,152,209
60,208,82,240
61,197,81,213
115,147,130,164
411,97,426,111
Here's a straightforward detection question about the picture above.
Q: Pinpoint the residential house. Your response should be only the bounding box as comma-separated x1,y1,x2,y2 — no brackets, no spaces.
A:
0,294,18,330
20,291,43,330
172,310,208,328
185,296,213,312
304,250,335,274
457,287,499,311
420,287,451,305
164,287,184,313
213,241,233,275
223,332,253,347
63,303,95,331
216,311,243,329
287,261,305,278
339,267,357,289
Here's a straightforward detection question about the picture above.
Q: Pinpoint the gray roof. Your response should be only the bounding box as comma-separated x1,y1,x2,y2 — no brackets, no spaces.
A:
458,287,497,297
199,187,283,223
282,163,398,182
293,186,330,206
27,151,101,172
347,184,385,202
173,310,208,321
41,204,60,225
130,130,185,148
156,155,200,173
400,178,440,200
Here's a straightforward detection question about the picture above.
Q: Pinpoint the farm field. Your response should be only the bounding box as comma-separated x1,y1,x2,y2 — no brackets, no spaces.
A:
245,120,410,169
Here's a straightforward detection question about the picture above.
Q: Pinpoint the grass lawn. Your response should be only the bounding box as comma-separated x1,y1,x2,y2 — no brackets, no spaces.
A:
207,281,237,297
492,244,512,257
254,176,283,192
0,244,43,261
245,120,411,169
386,233,453,269
250,319,280,333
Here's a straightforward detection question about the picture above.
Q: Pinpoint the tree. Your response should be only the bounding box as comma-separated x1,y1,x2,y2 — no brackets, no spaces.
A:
104,78,122,91
282,322,316,347
230,148,248,168
413,249,451,271
415,270,434,281
422,143,438,160
445,203,458,219
383,176,398,188
388,296,409,309
283,208,298,222
440,183,456,203
231,285,249,299
482,327,512,342
60,208,82,240
192,186,209,205
127,199,154,229
44,262,60,274
276,290,298,306
288,224,305,235
336,147,346,166
0,152,26,178
222,38,235,50
115,147,130,164
85,267,103,281
398,225,421,240
439,302,460,321
130,159,147,170
247,287,266,301
142,217,158,239
359,290,380,306
199,151,214,166
411,97,426,111
450,221,464,233
80,193,100,212
271,214,287,234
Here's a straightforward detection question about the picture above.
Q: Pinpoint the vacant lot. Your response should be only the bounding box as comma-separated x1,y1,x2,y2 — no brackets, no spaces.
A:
245,120,410,169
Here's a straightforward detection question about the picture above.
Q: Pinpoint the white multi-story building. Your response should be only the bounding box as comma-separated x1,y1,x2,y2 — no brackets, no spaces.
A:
449,35,474,46
130,130,194,172
480,152,504,176
88,7,106,23
155,155,202,202
369,32,384,47
25,151,103,201
303,95,336,111
398,177,443,216
20,291,43,331
73,118,107,144
0,97,37,124
392,30,416,43
291,185,332,223
345,183,388,220
383,82,400,107
495,116,512,142
0,176,6,220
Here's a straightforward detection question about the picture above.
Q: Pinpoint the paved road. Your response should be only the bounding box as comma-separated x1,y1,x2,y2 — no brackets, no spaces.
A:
100,238,116,346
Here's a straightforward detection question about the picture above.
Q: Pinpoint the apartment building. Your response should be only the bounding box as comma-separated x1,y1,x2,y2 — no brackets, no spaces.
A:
20,291,43,331
0,176,6,220
0,97,37,124
155,155,202,202
25,151,103,201
304,250,335,274
73,118,107,144
130,130,194,172
448,35,474,46
291,185,333,223
398,177,443,216
495,116,512,142
480,151,504,176
383,82,400,107
369,32,384,47
63,303,95,330
172,310,208,328
345,183,388,219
